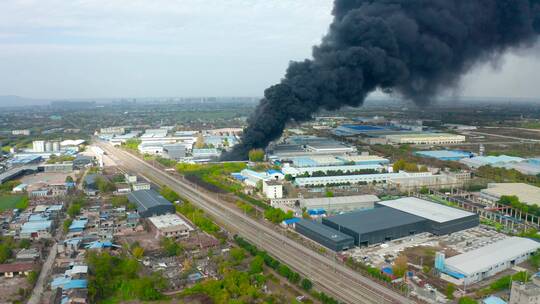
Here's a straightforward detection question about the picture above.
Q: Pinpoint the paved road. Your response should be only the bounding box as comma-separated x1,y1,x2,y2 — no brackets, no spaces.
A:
27,243,57,304
98,141,413,304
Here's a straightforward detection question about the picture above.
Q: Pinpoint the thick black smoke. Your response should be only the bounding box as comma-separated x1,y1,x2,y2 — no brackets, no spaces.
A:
223,0,540,160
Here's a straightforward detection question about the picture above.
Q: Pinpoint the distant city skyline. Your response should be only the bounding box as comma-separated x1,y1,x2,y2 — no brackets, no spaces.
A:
1,0,540,100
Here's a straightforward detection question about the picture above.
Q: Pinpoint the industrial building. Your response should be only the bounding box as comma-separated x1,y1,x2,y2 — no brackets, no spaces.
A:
377,197,479,235
262,180,283,199
322,207,427,246
480,183,540,206
385,133,466,145
294,171,433,187
414,150,473,161
162,143,187,160
295,219,354,251
438,237,540,285
460,155,524,169
281,164,384,177
299,195,379,212
147,214,193,238
128,189,175,218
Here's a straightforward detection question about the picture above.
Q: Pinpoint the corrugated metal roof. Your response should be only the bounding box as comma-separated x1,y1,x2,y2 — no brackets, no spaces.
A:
296,219,353,242
324,207,426,234
128,189,173,211
445,237,540,276
377,197,475,223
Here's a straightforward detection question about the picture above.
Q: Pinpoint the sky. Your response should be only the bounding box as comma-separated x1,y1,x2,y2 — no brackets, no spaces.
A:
0,0,540,100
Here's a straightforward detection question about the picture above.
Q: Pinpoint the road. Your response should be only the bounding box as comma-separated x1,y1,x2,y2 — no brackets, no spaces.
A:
27,240,59,304
97,141,413,304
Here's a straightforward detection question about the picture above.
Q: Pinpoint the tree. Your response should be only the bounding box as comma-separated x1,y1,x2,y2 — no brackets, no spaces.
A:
67,204,81,218
0,243,12,263
160,186,180,203
301,278,313,291
160,237,183,257
27,271,39,285
63,218,73,233
445,283,456,300
65,176,74,183
248,149,265,162
458,297,478,304
249,255,264,274
325,190,334,197
230,248,246,263
284,174,293,181
392,255,408,278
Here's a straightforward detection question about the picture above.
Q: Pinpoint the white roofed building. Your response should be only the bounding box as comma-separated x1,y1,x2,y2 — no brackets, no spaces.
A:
147,214,194,239
441,237,540,285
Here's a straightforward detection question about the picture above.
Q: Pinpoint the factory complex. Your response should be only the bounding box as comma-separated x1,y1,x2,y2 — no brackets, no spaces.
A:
295,197,479,250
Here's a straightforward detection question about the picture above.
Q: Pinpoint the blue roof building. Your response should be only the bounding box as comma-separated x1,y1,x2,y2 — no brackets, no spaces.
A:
68,219,88,232
482,295,506,304
415,150,473,161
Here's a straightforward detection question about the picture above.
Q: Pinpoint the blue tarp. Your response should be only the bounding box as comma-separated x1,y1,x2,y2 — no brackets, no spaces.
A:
282,218,300,225
308,209,326,215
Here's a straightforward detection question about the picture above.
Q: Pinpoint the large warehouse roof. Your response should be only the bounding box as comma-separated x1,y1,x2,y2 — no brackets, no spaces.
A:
445,237,540,276
481,183,540,205
378,197,475,223
324,207,426,234
128,189,172,211
296,219,353,243
301,195,380,208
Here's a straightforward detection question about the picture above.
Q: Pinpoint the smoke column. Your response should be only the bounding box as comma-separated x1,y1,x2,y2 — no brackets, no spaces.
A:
223,0,540,160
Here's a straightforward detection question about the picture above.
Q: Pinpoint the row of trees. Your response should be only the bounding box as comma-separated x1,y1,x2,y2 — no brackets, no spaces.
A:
234,236,342,304
392,159,428,173
498,195,540,219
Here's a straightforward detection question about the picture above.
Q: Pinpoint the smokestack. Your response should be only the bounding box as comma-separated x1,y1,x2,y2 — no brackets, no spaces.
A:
223,0,540,160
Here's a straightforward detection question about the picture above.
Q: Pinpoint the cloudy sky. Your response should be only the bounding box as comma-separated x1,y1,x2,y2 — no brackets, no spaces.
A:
0,0,540,100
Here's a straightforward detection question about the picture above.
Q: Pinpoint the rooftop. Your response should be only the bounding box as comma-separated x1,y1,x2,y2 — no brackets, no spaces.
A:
324,207,426,234
128,189,173,211
445,237,540,276
414,150,473,160
0,262,36,273
301,195,380,207
377,197,476,223
481,183,540,205
148,214,193,231
296,219,354,242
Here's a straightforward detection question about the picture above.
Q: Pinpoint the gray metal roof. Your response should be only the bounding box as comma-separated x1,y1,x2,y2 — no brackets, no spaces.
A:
128,189,172,211
296,219,353,242
377,197,475,223
324,207,426,234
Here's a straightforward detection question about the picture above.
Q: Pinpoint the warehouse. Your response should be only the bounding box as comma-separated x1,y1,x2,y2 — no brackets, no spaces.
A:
385,133,466,145
377,197,479,235
295,219,354,251
281,164,384,177
322,207,428,246
294,172,433,187
128,189,175,218
439,237,540,285
299,195,380,213
414,150,473,161
148,214,193,238
480,183,540,205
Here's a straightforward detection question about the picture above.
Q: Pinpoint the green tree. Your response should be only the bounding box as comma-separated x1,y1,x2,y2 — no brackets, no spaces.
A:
160,237,183,257
248,149,265,162
445,283,456,300
392,255,408,278
230,248,246,263
0,243,12,263
301,278,313,291
65,176,74,183
284,174,294,181
132,246,145,259
63,218,73,233
249,255,264,274
27,271,39,285
458,297,478,304
160,186,180,202
67,204,81,218
325,190,334,197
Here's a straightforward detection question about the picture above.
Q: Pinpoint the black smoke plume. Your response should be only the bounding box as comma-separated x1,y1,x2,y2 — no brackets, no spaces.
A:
222,0,540,160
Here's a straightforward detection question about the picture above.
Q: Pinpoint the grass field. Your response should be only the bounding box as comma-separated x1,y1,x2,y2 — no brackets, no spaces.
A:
0,195,28,211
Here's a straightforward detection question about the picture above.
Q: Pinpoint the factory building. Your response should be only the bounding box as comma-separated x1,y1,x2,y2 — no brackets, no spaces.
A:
376,197,478,235
480,183,540,206
147,214,193,239
295,219,354,251
385,133,466,145
438,237,540,285
299,195,379,213
128,189,175,218
294,171,433,187
163,143,187,160
322,207,428,246
281,164,384,177
414,150,473,161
